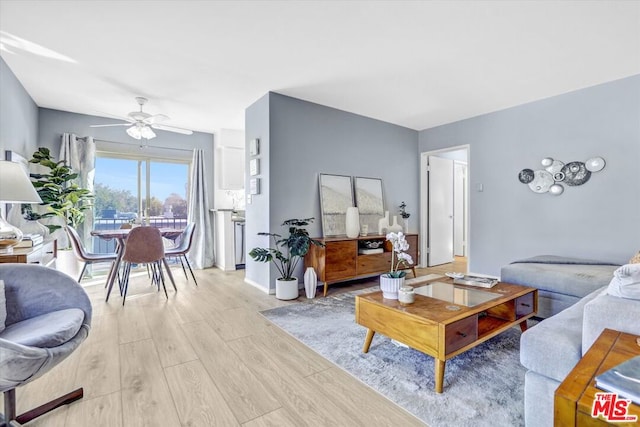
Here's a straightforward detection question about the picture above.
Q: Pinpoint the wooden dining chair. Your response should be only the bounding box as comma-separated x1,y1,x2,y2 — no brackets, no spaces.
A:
116,226,168,305
66,226,118,283
164,222,198,286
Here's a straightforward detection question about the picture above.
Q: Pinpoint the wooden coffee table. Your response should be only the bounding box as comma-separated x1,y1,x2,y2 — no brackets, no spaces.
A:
355,276,537,393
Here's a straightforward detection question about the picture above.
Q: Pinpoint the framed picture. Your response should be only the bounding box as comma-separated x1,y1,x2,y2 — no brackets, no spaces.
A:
249,178,260,195
249,138,260,156
319,173,354,237
354,177,385,234
249,158,260,176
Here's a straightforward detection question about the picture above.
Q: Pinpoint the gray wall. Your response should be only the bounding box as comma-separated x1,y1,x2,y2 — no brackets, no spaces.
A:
245,92,419,292
419,74,640,276
0,57,38,161
244,93,271,288
37,108,216,207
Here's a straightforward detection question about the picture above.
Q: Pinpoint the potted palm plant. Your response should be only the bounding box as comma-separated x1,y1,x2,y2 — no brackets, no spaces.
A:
249,218,324,300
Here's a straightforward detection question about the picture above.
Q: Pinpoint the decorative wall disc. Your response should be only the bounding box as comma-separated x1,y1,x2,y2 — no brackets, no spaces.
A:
561,161,591,186
518,169,535,184
518,155,604,196
541,157,554,167
585,157,606,172
528,170,554,193
545,160,565,178
549,184,564,196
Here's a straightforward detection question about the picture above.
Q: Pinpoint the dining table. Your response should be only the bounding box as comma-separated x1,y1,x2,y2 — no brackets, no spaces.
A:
91,227,184,301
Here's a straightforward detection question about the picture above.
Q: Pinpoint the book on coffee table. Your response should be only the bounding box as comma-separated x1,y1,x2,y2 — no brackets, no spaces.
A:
453,275,499,288
595,355,640,405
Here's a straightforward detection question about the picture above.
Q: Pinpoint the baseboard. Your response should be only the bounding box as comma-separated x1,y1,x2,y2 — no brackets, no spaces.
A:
243,277,273,294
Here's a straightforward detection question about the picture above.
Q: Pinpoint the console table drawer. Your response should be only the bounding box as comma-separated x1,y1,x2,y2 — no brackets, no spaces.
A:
357,253,391,275
445,316,478,354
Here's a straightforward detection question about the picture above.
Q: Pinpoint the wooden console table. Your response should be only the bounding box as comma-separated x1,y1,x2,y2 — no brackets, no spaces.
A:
304,233,418,296
0,239,57,267
555,328,640,426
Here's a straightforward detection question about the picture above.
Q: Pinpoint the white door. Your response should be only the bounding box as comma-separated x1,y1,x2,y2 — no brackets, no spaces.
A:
454,162,467,256
428,156,454,266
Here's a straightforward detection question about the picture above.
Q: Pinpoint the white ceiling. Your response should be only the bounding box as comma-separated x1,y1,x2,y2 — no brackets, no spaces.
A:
1,1,639,135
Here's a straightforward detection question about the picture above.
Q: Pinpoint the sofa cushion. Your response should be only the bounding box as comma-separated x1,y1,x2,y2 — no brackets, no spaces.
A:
607,264,640,300
501,259,618,299
520,287,604,382
0,308,84,348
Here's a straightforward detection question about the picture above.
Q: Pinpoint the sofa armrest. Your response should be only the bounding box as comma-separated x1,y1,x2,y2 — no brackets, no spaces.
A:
582,294,640,355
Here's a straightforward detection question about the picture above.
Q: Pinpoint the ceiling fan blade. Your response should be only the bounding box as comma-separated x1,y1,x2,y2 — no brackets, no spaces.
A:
90,123,131,128
143,114,170,125
95,111,136,123
151,123,193,135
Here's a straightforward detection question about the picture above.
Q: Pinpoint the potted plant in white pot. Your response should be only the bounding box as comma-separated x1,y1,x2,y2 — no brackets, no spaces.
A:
249,218,324,300
380,231,414,299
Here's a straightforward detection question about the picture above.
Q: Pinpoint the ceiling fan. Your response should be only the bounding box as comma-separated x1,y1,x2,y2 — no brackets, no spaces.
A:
90,97,193,140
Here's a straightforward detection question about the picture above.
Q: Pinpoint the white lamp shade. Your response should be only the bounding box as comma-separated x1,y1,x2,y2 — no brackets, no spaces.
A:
0,160,42,203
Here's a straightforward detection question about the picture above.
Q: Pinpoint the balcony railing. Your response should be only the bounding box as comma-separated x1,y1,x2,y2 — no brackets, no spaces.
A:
92,217,188,253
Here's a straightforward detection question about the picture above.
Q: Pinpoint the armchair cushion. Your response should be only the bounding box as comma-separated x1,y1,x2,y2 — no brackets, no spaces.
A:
0,308,84,348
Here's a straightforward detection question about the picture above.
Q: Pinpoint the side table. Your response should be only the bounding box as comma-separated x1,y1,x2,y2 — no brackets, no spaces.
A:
0,239,57,267
555,328,640,426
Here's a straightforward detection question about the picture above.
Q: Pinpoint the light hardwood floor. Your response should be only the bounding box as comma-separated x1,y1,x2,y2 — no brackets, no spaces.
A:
5,258,466,427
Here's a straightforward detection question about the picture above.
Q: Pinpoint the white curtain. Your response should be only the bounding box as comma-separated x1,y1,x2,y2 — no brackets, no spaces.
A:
59,133,96,249
187,149,214,269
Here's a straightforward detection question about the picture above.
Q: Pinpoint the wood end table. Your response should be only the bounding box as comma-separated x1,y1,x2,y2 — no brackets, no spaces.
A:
555,328,640,426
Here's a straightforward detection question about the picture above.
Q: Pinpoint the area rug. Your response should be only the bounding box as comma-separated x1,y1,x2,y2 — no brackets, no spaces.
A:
260,278,528,427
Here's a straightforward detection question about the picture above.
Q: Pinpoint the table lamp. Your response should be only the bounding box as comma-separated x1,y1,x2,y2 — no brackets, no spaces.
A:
0,160,43,253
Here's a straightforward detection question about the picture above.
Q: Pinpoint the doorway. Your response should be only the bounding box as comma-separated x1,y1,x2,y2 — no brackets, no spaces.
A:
419,146,469,268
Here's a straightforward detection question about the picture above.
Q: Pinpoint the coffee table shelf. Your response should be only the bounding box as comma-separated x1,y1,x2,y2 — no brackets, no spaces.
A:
355,278,538,393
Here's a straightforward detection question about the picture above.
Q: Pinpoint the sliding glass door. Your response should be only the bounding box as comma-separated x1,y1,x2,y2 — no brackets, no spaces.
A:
93,154,189,252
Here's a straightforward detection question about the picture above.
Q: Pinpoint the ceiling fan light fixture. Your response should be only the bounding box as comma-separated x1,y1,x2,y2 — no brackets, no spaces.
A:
126,126,142,140
140,126,156,140
126,126,144,140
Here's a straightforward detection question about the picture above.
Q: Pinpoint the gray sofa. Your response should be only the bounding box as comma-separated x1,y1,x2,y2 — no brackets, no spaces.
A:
501,258,640,427
500,255,619,318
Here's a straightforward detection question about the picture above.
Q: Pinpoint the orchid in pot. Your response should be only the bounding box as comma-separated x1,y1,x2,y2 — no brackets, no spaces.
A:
380,231,414,299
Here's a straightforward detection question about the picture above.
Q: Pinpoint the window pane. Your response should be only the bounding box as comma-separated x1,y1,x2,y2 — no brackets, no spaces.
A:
94,157,141,222
150,161,189,220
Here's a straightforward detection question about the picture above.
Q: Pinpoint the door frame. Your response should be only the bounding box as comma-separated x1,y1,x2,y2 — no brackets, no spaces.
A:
419,145,470,269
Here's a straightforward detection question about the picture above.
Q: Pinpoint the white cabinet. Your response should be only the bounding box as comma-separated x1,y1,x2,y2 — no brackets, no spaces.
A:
218,147,245,190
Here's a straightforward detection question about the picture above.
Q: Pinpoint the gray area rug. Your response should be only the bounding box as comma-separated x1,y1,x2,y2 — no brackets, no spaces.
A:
260,283,528,427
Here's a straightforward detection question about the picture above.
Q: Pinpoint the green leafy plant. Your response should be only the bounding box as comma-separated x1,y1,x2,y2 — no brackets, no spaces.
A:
249,218,324,280
25,147,93,233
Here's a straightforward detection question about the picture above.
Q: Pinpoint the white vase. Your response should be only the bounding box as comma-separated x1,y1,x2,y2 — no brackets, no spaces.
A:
380,274,404,299
388,216,403,233
276,277,299,300
378,211,390,235
345,207,360,238
304,267,318,299
403,218,409,233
